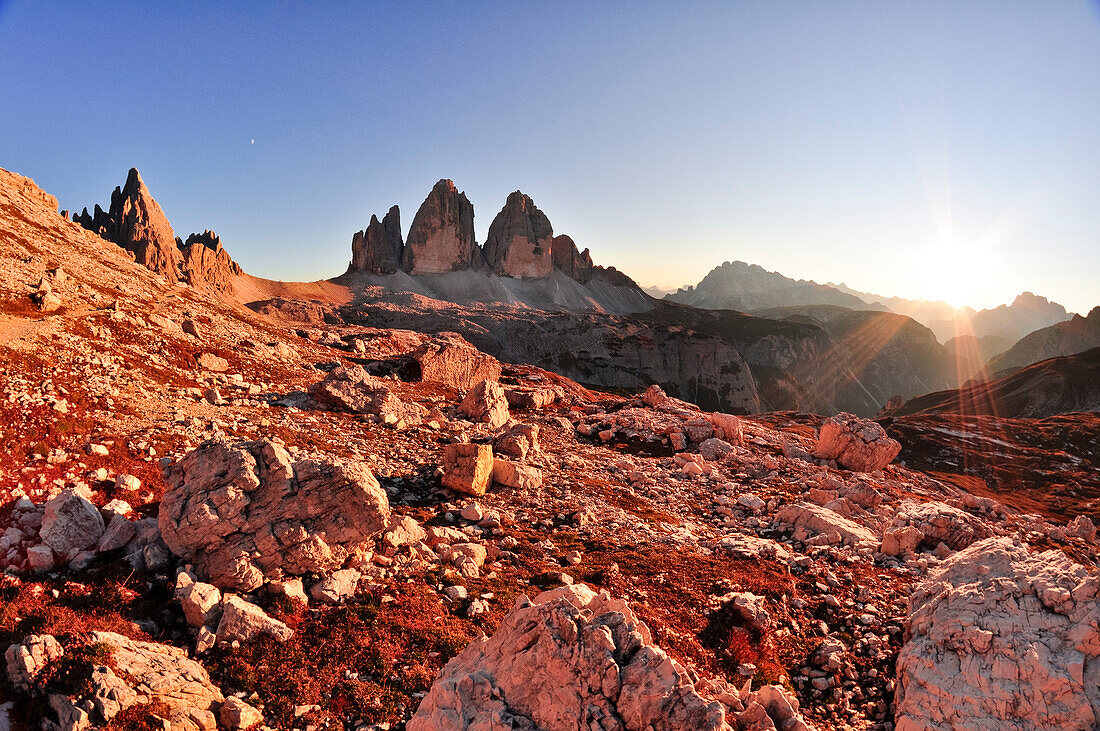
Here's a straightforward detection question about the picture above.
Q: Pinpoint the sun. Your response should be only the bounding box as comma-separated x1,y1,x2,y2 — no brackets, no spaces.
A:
913,239,1001,308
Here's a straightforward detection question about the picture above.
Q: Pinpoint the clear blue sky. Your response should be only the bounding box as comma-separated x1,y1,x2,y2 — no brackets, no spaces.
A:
1,2,1097,313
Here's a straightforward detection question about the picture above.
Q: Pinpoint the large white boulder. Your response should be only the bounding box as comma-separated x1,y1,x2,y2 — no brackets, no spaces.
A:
814,412,900,472
896,537,1100,730
40,488,105,559
160,438,389,591
409,583,814,731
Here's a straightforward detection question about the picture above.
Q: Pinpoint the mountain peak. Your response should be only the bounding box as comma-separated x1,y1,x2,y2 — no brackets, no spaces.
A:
402,179,478,275
483,191,554,279
73,167,240,291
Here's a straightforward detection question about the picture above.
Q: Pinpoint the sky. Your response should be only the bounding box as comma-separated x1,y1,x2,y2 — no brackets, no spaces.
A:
0,1,1097,314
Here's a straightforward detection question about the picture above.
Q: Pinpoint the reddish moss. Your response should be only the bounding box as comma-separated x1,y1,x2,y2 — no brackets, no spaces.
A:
204,583,479,726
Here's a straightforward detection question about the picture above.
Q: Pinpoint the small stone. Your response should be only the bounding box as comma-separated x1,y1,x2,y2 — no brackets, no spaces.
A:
461,503,485,522
219,697,263,730
114,474,141,491
216,594,294,644
197,353,229,372
310,568,361,604
443,585,468,601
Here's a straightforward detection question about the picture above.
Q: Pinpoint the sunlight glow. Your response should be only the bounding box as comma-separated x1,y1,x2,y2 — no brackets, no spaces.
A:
912,239,1003,308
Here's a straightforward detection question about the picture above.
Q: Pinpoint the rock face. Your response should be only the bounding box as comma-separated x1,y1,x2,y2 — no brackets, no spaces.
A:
550,233,638,286
160,438,390,591
402,179,479,274
551,234,594,281
350,205,404,274
410,584,814,731
751,306,955,411
896,537,1100,730
74,168,181,277
814,413,900,472
482,191,554,278
75,167,179,274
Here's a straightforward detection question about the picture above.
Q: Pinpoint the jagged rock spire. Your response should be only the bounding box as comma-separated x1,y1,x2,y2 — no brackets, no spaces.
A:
350,205,403,275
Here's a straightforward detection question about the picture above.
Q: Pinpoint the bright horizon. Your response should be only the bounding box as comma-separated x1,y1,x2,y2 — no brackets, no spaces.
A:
1,2,1097,314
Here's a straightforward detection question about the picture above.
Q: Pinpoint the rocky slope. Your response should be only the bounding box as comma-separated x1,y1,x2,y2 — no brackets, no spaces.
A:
883,411,1100,521
3,165,1099,731
331,293,926,416
886,347,1100,419
986,306,1100,376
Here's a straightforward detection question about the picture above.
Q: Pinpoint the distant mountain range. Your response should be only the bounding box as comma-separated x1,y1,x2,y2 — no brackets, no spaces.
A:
821,283,1072,343
668,260,1076,345
669,261,883,313
50,163,1095,419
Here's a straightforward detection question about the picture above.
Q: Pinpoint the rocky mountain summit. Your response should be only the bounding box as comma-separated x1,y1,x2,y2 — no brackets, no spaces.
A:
346,179,637,292
482,191,554,279
669,261,879,313
72,168,242,291
2,165,1099,731
349,206,403,275
930,291,1073,344
401,179,480,275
